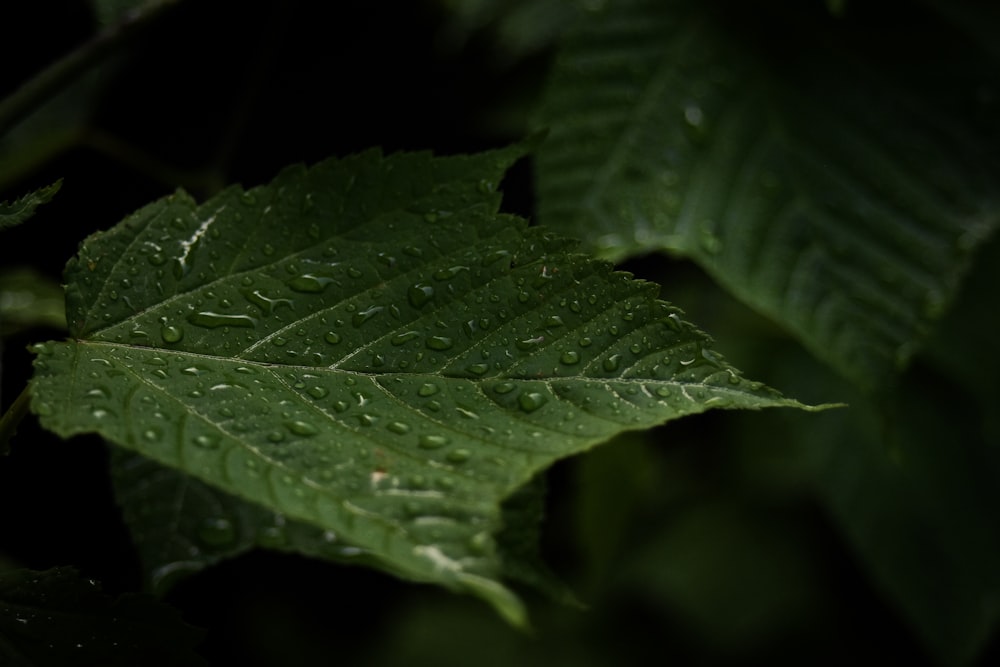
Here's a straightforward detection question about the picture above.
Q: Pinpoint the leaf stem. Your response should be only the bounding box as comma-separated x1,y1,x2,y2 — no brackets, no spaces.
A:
0,0,183,138
0,385,32,455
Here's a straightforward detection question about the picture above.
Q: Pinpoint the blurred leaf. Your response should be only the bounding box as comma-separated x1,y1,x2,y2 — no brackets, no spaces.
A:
534,0,1000,390
0,567,206,666
0,268,65,336
29,144,825,624
0,182,60,232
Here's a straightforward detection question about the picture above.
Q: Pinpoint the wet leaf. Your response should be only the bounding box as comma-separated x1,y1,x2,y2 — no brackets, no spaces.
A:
30,145,828,622
534,0,1000,390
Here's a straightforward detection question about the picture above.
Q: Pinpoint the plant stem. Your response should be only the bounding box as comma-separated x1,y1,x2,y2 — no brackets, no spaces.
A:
0,0,183,138
0,385,32,455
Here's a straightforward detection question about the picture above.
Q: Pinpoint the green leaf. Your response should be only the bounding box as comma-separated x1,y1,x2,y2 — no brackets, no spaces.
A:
0,567,206,666
110,449,382,595
534,0,1000,390
0,182,61,231
0,268,66,336
29,145,825,622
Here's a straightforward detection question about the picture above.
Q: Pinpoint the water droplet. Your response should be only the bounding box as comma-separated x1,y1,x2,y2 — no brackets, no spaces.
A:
544,315,565,328
188,312,257,329
357,413,378,427
288,274,335,293
447,448,471,463
387,421,411,434
268,431,286,443
148,253,166,266
194,434,221,449
197,517,236,547
603,354,622,372
418,383,440,397
391,331,420,345
466,363,489,376
426,335,454,351
285,420,318,436
579,337,592,347
515,336,544,351
494,382,516,394
142,427,163,442
161,325,184,343
518,391,548,413
333,400,349,412
307,386,329,399
481,249,510,266
433,266,467,281
655,386,671,398
408,283,434,308
418,434,449,449
346,267,363,279
324,331,342,345
630,343,643,354
244,289,294,313
352,306,383,327
683,103,704,128
560,351,581,365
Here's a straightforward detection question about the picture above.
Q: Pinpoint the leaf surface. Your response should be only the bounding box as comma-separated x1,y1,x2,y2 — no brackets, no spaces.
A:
30,145,822,620
534,0,1000,389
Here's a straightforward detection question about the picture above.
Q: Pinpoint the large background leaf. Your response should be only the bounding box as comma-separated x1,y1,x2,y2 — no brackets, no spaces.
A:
29,146,819,621
534,0,1000,389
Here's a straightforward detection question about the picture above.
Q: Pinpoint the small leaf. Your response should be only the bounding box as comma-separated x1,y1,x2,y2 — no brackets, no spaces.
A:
30,145,827,621
0,181,61,231
535,0,1000,390
0,567,206,666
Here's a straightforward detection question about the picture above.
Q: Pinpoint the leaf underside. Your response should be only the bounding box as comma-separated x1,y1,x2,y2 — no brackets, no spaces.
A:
535,0,1000,390
30,145,820,622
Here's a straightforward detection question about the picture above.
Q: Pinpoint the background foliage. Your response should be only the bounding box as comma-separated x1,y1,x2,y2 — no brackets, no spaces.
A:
1,0,998,665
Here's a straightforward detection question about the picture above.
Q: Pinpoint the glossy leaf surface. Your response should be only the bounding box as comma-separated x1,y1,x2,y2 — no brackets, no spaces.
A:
535,0,1000,389
30,146,823,621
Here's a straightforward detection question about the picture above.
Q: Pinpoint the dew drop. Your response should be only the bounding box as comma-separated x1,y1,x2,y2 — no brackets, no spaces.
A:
518,391,548,413
418,383,440,397
288,274,335,293
161,325,184,343
560,351,581,365
188,312,257,329
426,335,454,351
418,434,449,449
324,331,342,345
408,283,434,308
494,382,516,394
387,421,411,434
579,337,592,347
446,448,471,463
197,517,236,548
142,427,163,442
346,267,363,279
285,420,319,436
433,266,467,281
603,354,622,372
194,434,221,449
352,306,383,327
630,343,643,354
307,386,329,399
268,431,286,443
466,363,489,376
391,331,420,346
